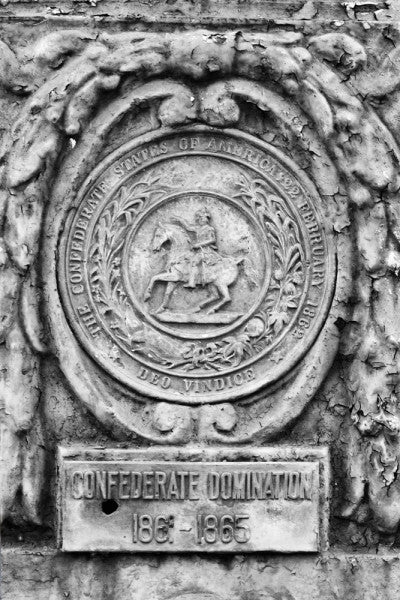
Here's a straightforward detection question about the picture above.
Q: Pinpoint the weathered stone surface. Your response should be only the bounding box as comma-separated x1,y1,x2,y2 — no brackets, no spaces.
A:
3,549,400,600
58,447,328,552
57,128,335,405
3,0,400,598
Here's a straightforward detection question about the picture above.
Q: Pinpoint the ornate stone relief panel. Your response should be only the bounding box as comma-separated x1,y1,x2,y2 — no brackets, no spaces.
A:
57,128,334,403
49,123,338,439
4,14,400,597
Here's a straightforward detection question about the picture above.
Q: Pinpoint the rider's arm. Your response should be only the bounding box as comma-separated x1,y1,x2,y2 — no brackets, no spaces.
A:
171,217,196,232
192,228,217,249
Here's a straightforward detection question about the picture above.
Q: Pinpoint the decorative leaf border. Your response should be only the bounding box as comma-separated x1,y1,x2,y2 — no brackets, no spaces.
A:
144,177,306,373
88,174,171,349
235,175,305,339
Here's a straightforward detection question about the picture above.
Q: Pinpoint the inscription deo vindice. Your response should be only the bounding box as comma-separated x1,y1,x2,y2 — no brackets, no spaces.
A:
59,128,334,403
60,458,321,553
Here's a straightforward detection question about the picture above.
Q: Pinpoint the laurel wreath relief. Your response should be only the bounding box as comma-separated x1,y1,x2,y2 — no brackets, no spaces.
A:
89,176,170,354
164,179,306,371
87,174,305,372
232,177,305,357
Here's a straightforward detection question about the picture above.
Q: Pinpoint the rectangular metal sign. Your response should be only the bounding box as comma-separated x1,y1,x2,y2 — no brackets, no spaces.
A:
58,448,328,553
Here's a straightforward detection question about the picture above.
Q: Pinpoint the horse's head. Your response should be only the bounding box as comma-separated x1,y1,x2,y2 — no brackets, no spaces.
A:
152,221,190,252
152,223,171,252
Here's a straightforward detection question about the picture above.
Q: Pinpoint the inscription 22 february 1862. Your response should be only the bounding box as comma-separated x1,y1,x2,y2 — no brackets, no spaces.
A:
59,128,335,403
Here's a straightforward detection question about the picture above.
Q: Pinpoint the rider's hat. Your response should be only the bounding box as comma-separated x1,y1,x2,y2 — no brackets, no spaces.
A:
195,207,211,221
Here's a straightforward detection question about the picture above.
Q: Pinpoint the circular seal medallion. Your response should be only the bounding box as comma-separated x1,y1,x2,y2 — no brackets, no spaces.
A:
59,128,335,404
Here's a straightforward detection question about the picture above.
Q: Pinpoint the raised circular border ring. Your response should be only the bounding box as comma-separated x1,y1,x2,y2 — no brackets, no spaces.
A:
55,126,336,404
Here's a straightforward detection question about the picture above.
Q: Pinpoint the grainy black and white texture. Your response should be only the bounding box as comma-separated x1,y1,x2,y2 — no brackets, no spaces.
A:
3,1,400,598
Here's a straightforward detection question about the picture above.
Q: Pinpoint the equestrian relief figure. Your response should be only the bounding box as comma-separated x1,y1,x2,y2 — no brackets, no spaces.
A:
172,207,220,288
143,204,253,320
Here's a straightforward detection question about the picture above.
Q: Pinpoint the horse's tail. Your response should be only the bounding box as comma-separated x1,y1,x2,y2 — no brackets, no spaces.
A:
233,246,250,264
239,255,258,290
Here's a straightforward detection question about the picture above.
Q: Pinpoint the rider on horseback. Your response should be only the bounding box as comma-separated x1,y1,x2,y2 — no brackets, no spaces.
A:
171,207,221,288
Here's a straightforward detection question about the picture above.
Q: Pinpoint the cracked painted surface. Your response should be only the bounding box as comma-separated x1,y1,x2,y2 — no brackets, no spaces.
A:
3,4,400,599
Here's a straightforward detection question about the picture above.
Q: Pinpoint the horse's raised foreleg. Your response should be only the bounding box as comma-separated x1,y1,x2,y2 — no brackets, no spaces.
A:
144,274,159,301
207,283,231,313
144,272,178,301
156,281,178,313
